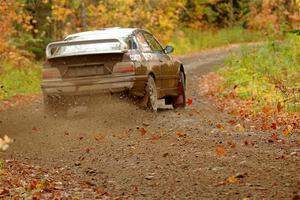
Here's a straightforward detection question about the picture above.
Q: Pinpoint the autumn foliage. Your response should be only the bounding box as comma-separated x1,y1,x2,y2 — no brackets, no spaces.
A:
0,0,299,62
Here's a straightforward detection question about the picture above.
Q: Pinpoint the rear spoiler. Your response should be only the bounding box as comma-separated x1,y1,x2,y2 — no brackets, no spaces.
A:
46,38,128,59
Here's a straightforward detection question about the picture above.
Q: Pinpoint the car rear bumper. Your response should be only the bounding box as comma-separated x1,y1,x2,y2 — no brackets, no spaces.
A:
41,75,147,96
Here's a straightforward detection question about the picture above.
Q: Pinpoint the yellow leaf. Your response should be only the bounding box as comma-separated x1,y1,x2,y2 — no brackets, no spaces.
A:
283,125,293,136
73,194,81,199
227,175,237,183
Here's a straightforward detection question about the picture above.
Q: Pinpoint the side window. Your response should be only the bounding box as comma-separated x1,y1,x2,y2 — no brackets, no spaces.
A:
135,32,151,52
131,36,138,49
143,33,163,52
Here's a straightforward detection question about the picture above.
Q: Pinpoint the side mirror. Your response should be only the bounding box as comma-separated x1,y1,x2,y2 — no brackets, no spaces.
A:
164,45,174,54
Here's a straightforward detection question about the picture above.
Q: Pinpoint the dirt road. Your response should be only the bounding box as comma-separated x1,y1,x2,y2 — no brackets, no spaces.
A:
1,47,299,199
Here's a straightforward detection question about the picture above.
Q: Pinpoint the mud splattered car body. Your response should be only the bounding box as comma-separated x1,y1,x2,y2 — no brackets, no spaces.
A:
42,28,186,111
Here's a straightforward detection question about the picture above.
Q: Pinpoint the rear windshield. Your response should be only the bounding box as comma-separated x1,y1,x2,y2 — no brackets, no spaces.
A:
53,42,123,56
51,35,131,57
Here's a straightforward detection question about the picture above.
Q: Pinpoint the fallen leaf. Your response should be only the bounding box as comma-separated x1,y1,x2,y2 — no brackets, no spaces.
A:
176,131,187,138
151,135,160,141
227,120,236,125
261,123,270,130
187,98,193,106
262,105,272,115
0,188,10,197
216,123,224,129
228,141,236,148
73,194,81,199
227,175,237,183
138,127,147,136
283,125,293,136
271,133,278,141
94,133,106,141
270,122,277,130
216,146,226,157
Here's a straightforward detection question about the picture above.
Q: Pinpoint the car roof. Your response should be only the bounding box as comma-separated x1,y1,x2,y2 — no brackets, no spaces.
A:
64,27,139,41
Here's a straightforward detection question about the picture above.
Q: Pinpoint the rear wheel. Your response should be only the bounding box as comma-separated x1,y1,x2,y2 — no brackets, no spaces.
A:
146,76,158,112
173,71,186,108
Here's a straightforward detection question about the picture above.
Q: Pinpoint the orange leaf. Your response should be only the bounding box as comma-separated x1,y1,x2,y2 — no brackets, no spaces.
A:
228,141,236,148
151,135,160,141
94,133,106,141
207,120,213,126
227,120,236,125
176,131,187,138
261,123,270,130
283,125,293,136
187,98,193,106
271,133,278,141
139,127,147,136
216,146,226,157
216,123,224,129
262,105,272,115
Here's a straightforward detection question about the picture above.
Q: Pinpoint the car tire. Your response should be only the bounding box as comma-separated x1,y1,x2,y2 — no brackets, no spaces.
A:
173,71,186,108
146,75,158,112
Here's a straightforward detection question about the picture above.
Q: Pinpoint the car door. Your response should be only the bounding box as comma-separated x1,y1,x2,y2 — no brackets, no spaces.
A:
142,32,177,94
134,31,163,95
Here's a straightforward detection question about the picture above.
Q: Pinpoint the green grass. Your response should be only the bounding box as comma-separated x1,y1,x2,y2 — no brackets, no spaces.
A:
0,62,41,99
170,27,264,55
220,34,300,112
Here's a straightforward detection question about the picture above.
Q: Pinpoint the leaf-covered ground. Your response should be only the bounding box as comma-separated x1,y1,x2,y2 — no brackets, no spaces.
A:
0,160,111,199
199,72,300,134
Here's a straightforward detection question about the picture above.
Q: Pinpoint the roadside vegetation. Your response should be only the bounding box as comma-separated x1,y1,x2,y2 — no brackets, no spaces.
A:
0,62,41,99
221,34,300,112
171,27,263,55
199,33,300,133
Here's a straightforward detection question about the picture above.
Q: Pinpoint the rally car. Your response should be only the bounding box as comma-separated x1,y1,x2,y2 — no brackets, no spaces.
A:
41,27,186,112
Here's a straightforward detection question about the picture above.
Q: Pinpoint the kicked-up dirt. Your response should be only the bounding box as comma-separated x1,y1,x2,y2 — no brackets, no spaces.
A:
0,46,299,200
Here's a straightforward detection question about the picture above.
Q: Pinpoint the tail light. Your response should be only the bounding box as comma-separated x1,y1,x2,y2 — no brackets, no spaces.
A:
42,68,61,80
113,62,135,74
